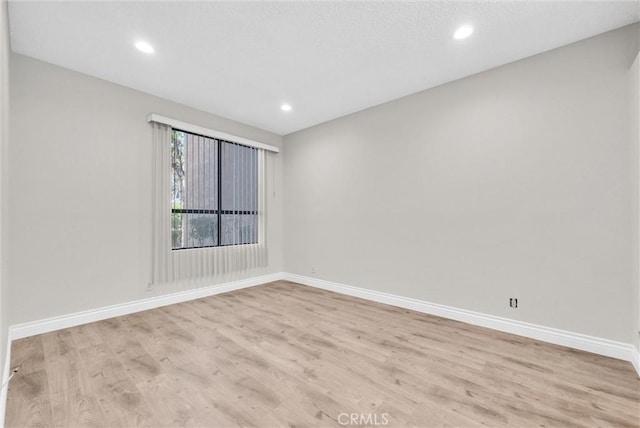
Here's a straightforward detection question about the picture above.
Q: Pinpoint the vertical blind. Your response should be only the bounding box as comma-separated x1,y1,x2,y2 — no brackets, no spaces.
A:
151,121,267,287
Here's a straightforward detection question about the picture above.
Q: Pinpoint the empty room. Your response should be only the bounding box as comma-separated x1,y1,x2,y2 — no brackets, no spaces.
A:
0,0,639,427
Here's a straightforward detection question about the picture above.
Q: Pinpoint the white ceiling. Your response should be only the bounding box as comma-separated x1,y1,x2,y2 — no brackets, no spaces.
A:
7,1,640,135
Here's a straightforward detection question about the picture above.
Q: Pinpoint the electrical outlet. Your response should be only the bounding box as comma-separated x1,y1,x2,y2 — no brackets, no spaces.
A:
146,282,153,292
509,298,518,308
311,266,316,275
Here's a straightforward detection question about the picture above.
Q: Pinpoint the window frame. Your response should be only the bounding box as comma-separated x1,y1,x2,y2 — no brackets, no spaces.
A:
171,128,259,251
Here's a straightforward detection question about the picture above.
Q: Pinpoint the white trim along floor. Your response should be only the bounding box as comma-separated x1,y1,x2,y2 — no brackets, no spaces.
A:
2,272,639,426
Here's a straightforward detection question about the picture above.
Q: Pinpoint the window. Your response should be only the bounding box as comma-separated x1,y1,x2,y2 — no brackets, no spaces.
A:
171,129,258,250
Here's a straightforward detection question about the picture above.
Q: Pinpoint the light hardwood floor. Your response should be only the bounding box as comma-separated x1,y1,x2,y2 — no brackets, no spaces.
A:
5,281,640,427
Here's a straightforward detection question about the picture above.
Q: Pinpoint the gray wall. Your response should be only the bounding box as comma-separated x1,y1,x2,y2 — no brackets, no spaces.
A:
8,54,283,325
284,24,639,343
0,0,9,372
631,51,639,352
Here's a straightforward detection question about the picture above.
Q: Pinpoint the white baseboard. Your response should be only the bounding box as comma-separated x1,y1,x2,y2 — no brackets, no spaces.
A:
1,272,637,425
3,269,639,423
283,273,637,365
10,272,285,340
0,333,12,428
632,346,640,378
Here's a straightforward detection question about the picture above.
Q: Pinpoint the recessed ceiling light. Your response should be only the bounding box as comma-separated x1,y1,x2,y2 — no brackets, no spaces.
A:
135,40,154,54
281,104,292,112
453,25,474,40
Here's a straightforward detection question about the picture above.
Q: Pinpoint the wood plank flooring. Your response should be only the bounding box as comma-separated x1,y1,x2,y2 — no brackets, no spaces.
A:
5,281,640,427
